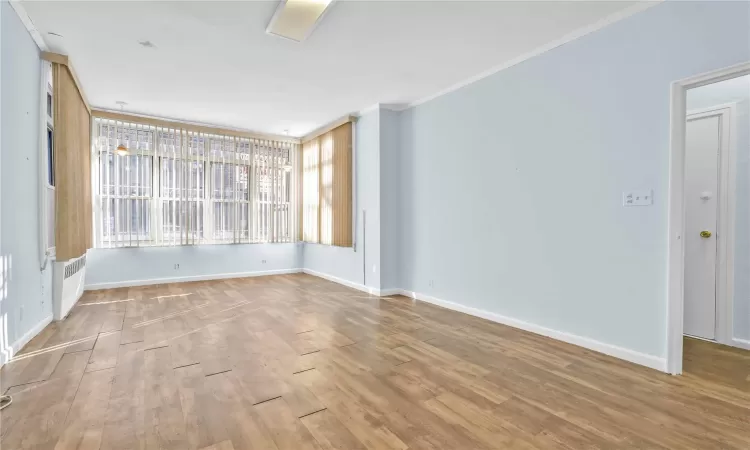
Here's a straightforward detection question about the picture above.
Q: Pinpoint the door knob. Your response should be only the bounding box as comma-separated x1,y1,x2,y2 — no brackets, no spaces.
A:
700,230,712,238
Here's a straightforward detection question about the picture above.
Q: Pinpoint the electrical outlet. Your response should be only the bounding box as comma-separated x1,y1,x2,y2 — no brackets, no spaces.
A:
174,263,180,270
262,259,267,264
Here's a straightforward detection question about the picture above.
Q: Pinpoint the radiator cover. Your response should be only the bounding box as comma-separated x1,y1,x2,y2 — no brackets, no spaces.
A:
52,254,87,320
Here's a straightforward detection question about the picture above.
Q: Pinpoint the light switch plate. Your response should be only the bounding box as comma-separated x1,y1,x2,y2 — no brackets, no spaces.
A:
623,190,653,206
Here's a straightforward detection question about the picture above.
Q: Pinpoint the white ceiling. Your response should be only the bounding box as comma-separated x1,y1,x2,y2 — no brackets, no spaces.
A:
21,0,641,137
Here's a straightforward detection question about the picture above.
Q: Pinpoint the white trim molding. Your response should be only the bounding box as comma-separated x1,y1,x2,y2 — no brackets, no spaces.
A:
0,315,53,367
399,289,667,373
405,1,661,109
302,268,384,296
731,338,750,351
379,288,401,297
298,270,668,372
84,268,302,291
666,61,750,375
9,1,48,51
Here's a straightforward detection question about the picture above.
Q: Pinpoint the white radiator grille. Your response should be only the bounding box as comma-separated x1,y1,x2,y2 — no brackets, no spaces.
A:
64,254,86,279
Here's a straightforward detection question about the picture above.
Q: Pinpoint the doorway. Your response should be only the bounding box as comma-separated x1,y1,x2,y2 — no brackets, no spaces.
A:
666,62,750,375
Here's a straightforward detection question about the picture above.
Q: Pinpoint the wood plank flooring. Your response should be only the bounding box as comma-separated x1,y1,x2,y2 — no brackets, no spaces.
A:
1,273,749,449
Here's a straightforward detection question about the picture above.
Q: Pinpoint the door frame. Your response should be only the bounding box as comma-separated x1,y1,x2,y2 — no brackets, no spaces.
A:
666,61,750,375
684,105,737,345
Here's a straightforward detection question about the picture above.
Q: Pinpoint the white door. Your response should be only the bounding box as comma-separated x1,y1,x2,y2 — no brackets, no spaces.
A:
684,113,721,340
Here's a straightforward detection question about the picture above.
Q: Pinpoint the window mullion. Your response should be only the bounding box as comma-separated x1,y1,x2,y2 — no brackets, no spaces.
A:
154,127,162,246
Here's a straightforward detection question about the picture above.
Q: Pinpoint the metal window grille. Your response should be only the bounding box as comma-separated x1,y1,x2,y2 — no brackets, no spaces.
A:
92,117,299,248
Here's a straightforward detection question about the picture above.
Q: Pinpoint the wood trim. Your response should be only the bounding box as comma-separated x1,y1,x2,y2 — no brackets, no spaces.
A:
42,52,91,114
91,109,300,144
302,115,357,143
41,51,68,65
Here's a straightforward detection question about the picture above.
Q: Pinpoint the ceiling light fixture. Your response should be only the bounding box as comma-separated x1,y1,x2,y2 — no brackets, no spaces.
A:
266,0,334,42
115,101,130,156
281,130,293,172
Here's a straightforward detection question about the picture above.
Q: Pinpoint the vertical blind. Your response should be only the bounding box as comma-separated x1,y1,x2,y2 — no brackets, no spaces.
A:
302,122,353,247
53,63,92,260
92,117,300,247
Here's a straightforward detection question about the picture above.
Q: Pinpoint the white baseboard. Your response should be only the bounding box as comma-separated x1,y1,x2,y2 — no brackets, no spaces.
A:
0,314,53,367
85,266,669,373
84,268,303,291
297,269,668,372
379,288,402,296
731,338,750,350
301,268,386,296
398,289,668,373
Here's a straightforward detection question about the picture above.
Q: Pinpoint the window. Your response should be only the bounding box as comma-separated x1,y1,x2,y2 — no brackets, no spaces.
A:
47,127,55,186
92,117,299,248
302,121,353,247
41,60,55,257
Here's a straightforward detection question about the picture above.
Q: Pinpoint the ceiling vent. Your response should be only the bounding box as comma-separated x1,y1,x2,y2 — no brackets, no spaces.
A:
266,0,333,42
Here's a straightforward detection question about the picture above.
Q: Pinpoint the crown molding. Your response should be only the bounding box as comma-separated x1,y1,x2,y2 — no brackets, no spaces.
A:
404,1,661,110
9,1,48,51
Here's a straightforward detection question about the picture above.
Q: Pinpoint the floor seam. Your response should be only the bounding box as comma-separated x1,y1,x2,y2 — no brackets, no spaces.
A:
298,407,327,419
252,395,282,406
204,369,232,377
173,362,200,370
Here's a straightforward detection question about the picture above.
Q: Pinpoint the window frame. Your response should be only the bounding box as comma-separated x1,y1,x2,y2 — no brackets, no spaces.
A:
41,61,56,261
92,117,299,248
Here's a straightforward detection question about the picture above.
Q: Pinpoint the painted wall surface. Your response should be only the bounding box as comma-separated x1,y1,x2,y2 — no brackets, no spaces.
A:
303,109,381,289
380,108,401,291
1,2,53,353
687,76,750,340
397,1,750,358
85,243,301,288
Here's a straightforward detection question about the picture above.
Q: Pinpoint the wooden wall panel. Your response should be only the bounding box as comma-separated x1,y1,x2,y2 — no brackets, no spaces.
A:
54,63,92,260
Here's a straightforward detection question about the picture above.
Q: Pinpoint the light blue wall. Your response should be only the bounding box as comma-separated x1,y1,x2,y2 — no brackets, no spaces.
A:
687,79,750,340
86,243,301,287
1,2,53,351
380,108,401,290
303,108,381,289
397,1,750,358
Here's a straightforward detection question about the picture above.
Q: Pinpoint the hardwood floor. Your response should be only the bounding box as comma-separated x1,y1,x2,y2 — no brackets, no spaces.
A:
1,273,749,449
